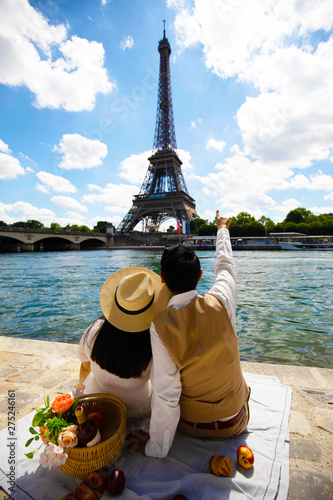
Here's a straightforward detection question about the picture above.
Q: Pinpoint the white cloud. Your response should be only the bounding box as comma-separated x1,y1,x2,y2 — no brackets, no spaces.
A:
238,42,333,167
0,0,114,111
310,205,333,214
82,183,139,211
0,139,11,154
291,171,333,192
196,147,292,208
206,137,226,152
172,0,333,171
51,195,88,213
120,36,134,51
118,150,151,183
190,118,202,128
36,171,77,193
1,201,56,224
177,149,195,173
0,152,25,180
174,0,333,78
53,134,108,170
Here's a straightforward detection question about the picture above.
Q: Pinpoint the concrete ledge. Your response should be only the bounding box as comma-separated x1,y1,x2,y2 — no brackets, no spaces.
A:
0,336,332,499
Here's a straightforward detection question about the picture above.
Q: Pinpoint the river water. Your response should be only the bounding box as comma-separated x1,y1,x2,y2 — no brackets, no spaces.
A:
1,249,332,368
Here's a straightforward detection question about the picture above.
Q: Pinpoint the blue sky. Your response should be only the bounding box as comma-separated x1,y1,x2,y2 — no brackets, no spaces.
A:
1,0,333,230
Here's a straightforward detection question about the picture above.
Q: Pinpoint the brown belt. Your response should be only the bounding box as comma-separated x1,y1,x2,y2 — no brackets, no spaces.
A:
180,405,245,430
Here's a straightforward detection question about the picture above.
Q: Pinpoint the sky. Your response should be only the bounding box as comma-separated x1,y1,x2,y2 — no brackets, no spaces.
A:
1,0,333,231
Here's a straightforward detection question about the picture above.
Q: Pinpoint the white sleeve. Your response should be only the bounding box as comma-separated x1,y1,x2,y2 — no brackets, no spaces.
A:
208,228,237,335
145,321,181,458
77,319,103,362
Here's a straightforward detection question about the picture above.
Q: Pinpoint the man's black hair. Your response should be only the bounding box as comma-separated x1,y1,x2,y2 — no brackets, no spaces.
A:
160,244,201,294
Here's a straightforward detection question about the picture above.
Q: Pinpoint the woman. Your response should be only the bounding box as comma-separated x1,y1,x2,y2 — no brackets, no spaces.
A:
76,266,169,418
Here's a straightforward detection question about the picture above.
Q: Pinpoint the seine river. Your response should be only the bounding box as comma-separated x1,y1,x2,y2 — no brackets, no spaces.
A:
1,249,332,369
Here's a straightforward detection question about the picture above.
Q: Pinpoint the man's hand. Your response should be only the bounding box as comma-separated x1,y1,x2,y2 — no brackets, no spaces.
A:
126,429,150,455
216,210,231,230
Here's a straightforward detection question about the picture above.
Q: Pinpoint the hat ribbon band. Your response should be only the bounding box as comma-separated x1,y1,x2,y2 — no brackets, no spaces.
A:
115,286,155,316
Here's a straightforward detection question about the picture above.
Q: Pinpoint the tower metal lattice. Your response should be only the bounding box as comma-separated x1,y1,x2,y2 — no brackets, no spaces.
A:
117,24,199,233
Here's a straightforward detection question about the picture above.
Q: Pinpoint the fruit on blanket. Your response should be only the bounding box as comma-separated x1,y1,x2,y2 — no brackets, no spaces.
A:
73,480,100,499
85,470,107,496
237,446,254,468
209,455,233,477
87,412,102,426
106,468,125,496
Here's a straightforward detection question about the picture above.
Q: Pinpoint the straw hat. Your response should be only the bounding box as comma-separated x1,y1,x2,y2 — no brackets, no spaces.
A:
100,267,169,332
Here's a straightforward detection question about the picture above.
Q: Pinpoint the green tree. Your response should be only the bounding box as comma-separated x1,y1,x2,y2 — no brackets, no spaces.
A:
235,212,256,225
50,223,62,231
78,225,91,232
190,218,209,233
27,220,44,228
284,207,313,224
0,221,7,226
166,225,175,233
12,220,44,229
197,222,217,236
93,221,109,233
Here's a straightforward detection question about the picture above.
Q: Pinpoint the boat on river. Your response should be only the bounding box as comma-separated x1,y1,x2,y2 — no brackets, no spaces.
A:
280,241,333,251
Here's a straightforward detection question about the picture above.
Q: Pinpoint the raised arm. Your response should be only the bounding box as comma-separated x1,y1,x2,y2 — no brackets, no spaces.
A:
208,210,237,334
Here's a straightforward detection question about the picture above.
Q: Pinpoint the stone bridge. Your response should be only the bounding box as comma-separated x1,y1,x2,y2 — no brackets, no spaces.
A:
0,227,111,252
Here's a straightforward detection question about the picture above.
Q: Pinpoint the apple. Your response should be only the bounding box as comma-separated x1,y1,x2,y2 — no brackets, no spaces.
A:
237,445,254,468
106,468,125,496
87,412,102,426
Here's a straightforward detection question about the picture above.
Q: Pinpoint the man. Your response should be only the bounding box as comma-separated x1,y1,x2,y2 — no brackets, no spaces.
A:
127,210,250,458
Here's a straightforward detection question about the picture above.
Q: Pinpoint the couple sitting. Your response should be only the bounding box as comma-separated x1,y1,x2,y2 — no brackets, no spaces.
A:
76,211,250,459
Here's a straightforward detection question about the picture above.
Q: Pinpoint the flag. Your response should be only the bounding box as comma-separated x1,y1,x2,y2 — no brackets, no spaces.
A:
176,221,180,234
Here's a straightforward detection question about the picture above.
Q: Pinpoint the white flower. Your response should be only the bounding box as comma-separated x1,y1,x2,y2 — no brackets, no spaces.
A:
57,425,78,449
39,443,68,470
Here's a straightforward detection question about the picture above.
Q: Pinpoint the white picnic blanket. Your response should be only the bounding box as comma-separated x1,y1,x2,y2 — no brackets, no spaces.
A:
0,373,292,500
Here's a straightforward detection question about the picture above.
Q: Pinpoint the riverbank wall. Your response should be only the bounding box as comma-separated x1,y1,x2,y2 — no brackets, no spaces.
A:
0,336,332,499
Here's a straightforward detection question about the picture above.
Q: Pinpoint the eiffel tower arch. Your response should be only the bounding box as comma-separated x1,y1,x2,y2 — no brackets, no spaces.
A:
118,24,199,233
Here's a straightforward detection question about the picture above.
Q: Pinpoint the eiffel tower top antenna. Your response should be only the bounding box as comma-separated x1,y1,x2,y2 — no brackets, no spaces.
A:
152,20,177,154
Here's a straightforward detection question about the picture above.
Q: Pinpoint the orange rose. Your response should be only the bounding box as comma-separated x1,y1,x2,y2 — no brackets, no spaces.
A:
51,394,74,414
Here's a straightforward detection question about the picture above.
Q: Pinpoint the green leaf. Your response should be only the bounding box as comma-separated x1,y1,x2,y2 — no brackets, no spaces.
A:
29,427,38,435
25,452,34,459
34,436,40,441
25,437,34,447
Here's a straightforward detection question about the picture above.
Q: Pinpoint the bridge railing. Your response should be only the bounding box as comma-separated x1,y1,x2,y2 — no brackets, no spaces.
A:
0,226,104,236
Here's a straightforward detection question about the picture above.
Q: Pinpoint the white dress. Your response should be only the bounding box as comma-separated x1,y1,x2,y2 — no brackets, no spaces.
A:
77,318,152,418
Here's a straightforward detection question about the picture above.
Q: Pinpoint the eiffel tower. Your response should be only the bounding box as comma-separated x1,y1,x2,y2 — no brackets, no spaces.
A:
118,23,199,233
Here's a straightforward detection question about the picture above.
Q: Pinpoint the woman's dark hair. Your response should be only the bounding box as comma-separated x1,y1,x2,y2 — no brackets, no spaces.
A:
90,317,152,379
161,244,201,293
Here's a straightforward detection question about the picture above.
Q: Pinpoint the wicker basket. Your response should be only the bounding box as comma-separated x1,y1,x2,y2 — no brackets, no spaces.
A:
60,393,127,478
